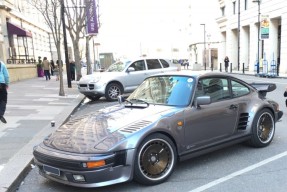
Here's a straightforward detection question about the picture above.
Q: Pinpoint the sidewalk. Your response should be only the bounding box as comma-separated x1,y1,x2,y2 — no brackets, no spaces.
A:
0,75,84,192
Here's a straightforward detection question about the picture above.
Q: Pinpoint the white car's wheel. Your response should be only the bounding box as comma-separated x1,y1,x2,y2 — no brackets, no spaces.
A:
134,133,177,185
105,83,122,101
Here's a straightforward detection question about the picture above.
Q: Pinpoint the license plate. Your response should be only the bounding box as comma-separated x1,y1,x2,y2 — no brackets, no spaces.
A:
43,165,60,176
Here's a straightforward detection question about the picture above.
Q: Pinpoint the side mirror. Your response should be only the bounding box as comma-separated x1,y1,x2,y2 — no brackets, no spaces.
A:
195,96,211,108
127,67,135,73
118,95,125,104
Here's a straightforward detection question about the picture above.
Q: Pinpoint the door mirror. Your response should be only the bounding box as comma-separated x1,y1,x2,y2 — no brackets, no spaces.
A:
127,67,135,73
195,96,211,108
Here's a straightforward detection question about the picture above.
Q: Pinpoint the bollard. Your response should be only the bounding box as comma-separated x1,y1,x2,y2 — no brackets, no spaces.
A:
230,63,232,73
243,63,245,74
51,121,55,127
220,63,222,72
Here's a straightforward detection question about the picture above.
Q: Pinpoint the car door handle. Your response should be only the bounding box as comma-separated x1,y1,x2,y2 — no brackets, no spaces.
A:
229,104,238,109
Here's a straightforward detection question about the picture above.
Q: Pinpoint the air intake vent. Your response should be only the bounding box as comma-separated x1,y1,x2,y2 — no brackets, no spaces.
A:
120,120,152,133
237,113,249,130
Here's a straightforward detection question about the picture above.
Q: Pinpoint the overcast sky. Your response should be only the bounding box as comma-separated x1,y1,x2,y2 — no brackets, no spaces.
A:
96,0,220,58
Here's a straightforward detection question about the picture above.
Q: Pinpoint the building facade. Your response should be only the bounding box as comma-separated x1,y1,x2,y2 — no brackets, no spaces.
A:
0,0,57,82
217,0,287,74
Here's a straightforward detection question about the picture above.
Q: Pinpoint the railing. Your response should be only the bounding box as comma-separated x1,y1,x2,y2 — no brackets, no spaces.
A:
7,58,36,64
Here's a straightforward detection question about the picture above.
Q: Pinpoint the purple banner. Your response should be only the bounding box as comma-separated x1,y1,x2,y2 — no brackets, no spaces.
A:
86,0,98,34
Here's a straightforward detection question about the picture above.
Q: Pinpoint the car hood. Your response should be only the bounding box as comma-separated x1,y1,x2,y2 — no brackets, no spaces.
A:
43,104,180,154
79,72,123,83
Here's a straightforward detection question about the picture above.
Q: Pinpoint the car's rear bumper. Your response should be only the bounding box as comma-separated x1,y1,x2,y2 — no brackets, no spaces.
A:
276,110,283,121
33,145,135,187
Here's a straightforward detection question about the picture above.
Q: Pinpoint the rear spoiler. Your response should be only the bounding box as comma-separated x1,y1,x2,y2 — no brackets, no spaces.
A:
250,83,276,97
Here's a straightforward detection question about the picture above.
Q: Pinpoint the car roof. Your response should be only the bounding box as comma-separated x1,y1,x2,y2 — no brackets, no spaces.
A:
149,71,234,79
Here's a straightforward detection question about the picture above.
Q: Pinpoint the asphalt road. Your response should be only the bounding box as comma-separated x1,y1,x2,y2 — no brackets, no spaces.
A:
17,74,287,192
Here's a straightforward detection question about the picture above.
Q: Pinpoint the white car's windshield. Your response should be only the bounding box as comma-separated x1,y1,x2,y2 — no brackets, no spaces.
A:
107,60,131,72
128,75,195,106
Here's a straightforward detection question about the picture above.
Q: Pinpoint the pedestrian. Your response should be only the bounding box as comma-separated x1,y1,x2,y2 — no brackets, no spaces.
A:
42,57,51,80
284,87,287,107
53,65,59,81
0,59,10,124
70,61,76,81
224,56,229,72
50,60,55,76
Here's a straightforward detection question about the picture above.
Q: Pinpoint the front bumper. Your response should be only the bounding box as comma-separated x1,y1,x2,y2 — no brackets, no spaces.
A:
33,145,135,187
78,82,106,96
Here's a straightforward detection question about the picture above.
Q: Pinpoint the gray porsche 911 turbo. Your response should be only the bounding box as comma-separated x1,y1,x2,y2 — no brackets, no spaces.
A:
33,71,283,188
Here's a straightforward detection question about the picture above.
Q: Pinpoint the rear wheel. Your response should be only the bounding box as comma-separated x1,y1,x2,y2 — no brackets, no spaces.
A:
105,83,122,101
249,108,275,147
134,133,177,185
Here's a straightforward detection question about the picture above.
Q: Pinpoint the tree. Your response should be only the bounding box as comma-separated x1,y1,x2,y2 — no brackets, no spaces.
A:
64,0,97,80
29,0,65,96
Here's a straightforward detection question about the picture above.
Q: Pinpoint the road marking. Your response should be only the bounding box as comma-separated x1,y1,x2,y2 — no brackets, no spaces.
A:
189,151,287,192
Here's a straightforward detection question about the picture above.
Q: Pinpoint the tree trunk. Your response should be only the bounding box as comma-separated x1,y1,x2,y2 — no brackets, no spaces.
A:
57,42,65,96
72,40,82,81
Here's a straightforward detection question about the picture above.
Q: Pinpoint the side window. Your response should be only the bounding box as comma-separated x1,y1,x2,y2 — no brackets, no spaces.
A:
201,78,230,102
129,60,146,71
160,59,170,68
146,59,162,70
231,80,250,97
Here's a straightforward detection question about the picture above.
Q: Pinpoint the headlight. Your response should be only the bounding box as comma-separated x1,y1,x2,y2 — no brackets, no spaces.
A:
90,76,101,83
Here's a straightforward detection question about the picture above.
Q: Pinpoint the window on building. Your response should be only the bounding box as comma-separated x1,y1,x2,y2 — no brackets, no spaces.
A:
233,1,236,14
221,6,225,16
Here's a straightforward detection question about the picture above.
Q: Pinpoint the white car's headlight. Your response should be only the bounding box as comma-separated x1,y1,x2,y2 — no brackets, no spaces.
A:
90,75,101,83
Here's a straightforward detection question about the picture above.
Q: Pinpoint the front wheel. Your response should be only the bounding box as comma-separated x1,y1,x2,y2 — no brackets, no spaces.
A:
249,108,275,148
134,133,177,185
105,83,122,101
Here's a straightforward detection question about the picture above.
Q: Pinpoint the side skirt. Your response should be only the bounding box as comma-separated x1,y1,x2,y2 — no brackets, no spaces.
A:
178,135,251,162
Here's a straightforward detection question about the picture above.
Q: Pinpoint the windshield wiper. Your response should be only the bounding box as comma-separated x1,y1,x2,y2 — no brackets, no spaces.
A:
130,99,149,106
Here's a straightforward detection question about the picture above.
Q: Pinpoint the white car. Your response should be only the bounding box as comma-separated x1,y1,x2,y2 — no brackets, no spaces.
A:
78,58,180,101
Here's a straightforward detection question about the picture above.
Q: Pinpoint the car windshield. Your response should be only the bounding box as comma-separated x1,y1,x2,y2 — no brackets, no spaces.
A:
127,75,195,106
106,60,131,72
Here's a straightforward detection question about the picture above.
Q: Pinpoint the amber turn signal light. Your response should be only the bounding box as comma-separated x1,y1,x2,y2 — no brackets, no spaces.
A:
86,160,106,168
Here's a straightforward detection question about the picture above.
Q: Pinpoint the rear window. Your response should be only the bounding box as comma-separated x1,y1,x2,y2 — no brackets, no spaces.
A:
146,59,162,70
160,59,170,68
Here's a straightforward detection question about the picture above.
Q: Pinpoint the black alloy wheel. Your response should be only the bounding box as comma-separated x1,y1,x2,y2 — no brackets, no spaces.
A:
250,108,275,147
134,133,177,185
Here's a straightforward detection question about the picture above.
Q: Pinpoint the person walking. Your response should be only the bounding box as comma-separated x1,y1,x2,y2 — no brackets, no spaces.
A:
284,87,287,107
70,61,76,81
0,59,10,123
50,60,55,76
42,57,51,80
224,56,229,72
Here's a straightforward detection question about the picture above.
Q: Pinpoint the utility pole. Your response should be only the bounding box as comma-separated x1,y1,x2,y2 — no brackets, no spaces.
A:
253,0,261,74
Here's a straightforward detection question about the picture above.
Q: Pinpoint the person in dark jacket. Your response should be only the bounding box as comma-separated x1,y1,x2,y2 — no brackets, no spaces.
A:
224,56,229,72
70,61,76,81
284,88,287,107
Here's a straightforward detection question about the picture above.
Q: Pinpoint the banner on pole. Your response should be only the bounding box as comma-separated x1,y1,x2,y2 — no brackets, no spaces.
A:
260,15,269,39
86,0,98,35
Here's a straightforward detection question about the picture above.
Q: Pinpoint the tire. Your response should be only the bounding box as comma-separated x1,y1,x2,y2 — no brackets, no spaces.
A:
249,108,275,148
134,133,177,185
105,83,122,101
86,95,101,101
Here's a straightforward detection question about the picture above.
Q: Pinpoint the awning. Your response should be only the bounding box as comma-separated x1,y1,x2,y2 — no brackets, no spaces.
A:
7,22,32,37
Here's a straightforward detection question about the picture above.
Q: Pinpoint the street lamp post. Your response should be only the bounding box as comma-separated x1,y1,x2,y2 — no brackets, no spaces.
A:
200,24,206,70
253,0,261,74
